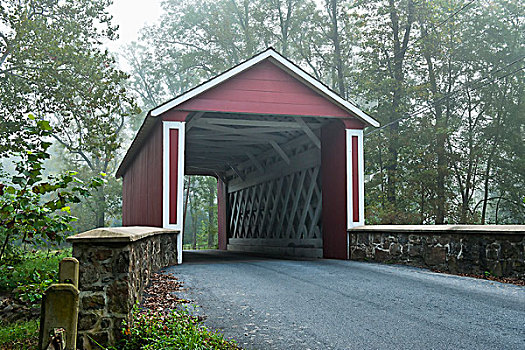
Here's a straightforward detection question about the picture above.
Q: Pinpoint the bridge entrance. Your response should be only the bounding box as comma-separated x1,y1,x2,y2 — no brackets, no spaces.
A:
117,49,378,263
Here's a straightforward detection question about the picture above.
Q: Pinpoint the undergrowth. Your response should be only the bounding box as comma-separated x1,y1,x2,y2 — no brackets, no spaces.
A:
0,319,39,350
0,249,70,303
111,308,240,350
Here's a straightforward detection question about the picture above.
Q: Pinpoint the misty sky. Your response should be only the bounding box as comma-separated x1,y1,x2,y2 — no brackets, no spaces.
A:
105,0,162,54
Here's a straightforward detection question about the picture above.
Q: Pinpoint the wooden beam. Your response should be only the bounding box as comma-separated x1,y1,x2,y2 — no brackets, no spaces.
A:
187,139,267,147
228,149,320,192
186,111,205,132
269,140,290,165
192,122,293,136
228,163,245,182
294,117,321,149
188,134,288,143
205,118,302,128
246,152,264,173
187,146,256,155
224,134,314,177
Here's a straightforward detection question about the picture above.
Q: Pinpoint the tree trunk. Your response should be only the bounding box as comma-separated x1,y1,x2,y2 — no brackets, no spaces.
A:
95,187,105,227
207,185,215,248
328,0,345,98
482,92,505,223
385,0,414,206
189,189,198,250
421,24,447,223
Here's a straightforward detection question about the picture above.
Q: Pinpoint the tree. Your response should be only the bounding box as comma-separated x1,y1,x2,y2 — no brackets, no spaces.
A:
1,0,140,228
183,176,218,249
0,0,117,154
48,50,139,227
0,115,104,263
352,0,417,222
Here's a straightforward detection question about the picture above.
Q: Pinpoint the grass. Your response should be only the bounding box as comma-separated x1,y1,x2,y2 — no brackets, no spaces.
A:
112,308,240,350
0,320,39,350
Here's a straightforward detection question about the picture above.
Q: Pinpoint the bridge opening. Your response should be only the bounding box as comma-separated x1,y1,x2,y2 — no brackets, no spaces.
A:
185,112,325,258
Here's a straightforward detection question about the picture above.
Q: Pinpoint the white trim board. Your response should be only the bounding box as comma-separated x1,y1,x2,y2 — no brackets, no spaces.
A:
346,129,365,230
150,49,380,128
163,121,186,264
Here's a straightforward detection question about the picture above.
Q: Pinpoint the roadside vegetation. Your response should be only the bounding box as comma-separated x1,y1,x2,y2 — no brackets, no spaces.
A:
0,319,39,349
0,248,70,349
96,273,239,350
113,309,240,350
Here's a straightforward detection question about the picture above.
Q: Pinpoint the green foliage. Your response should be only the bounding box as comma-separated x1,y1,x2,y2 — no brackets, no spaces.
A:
0,115,104,263
0,249,70,302
114,308,239,350
1,0,139,230
183,176,218,250
0,319,39,349
0,0,118,154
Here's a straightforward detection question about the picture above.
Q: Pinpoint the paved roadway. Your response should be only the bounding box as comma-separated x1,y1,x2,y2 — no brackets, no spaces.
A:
165,250,525,350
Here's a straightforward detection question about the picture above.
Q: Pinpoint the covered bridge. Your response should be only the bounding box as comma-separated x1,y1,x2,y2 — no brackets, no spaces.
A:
116,48,379,264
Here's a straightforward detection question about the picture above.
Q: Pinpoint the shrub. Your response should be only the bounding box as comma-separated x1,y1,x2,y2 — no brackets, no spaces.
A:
0,249,70,303
0,115,104,264
115,308,239,350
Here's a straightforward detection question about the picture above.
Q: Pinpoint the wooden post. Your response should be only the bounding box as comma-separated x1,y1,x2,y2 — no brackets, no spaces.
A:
217,178,228,250
321,120,348,259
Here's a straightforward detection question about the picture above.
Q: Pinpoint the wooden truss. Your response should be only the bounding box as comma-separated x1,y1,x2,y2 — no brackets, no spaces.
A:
185,112,326,248
228,165,322,242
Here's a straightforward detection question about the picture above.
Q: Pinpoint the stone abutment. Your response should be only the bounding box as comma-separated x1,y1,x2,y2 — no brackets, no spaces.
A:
67,227,179,349
349,225,524,278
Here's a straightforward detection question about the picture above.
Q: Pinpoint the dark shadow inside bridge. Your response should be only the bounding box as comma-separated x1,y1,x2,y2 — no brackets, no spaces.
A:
181,249,315,265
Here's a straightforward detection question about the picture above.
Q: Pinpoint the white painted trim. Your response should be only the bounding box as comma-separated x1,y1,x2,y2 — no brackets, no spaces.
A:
346,129,365,230
163,121,186,264
150,49,380,127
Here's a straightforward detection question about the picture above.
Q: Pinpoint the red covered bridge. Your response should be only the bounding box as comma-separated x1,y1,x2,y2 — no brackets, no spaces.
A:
116,48,379,264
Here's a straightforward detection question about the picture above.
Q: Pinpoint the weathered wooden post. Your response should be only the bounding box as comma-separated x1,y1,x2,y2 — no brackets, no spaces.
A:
38,258,80,350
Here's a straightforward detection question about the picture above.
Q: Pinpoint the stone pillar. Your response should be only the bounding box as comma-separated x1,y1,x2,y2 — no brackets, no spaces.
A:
66,226,179,349
39,284,79,350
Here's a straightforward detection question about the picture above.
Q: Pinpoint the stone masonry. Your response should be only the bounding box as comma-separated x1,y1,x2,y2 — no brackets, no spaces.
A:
67,227,179,349
349,225,524,279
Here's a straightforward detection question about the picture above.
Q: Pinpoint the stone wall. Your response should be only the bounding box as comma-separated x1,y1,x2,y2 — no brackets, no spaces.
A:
349,225,524,278
67,227,179,349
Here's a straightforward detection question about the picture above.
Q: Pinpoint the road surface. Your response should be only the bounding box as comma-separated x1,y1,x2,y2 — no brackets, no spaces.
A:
165,250,525,350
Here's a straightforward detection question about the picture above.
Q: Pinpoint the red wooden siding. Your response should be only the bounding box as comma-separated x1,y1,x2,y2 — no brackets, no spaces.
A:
343,119,365,130
177,61,355,118
321,120,348,259
122,120,163,226
217,178,228,250
169,129,179,225
162,110,189,122
352,135,359,222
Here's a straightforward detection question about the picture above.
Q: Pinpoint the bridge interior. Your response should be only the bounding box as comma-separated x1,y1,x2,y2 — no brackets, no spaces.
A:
184,111,334,258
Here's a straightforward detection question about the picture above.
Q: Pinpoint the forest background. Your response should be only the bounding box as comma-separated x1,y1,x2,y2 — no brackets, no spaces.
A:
1,0,523,251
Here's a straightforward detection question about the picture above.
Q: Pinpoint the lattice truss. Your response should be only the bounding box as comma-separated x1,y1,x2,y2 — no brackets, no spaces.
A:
184,112,328,242
229,165,322,240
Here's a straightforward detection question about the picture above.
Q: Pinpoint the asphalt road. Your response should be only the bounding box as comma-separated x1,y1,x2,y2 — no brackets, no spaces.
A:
165,250,525,350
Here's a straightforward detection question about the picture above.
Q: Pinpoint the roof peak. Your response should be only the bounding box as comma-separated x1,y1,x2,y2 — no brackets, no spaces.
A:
149,47,379,128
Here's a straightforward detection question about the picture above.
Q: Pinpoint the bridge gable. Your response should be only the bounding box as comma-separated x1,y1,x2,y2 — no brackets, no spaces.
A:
177,60,354,118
